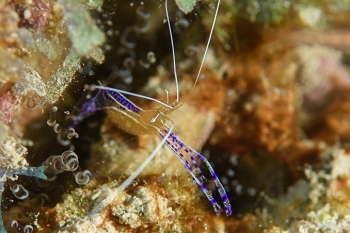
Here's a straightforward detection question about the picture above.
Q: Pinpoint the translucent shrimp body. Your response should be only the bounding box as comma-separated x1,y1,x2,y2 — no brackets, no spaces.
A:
77,85,232,216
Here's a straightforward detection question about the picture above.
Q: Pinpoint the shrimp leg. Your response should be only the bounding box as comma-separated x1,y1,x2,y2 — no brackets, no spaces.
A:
160,127,232,216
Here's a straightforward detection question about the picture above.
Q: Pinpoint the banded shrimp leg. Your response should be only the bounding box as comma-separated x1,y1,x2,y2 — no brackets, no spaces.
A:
159,125,232,215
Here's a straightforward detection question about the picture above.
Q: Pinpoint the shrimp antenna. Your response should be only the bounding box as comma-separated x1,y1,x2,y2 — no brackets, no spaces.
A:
192,0,221,90
165,0,180,103
92,85,173,109
88,124,174,217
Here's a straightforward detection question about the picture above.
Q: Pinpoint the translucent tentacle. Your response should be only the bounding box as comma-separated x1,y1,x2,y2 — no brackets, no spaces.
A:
0,165,48,233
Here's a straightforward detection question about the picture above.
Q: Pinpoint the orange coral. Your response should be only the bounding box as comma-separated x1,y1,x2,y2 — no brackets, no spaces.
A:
212,45,297,156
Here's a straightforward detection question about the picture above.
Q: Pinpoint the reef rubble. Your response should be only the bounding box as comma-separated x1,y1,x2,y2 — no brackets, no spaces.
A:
2,0,350,232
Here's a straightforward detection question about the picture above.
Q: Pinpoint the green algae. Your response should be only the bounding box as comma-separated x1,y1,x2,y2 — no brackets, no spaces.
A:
44,51,81,103
58,0,105,57
175,0,197,14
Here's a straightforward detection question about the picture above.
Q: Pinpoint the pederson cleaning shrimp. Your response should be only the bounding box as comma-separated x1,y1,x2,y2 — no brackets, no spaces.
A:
69,0,232,216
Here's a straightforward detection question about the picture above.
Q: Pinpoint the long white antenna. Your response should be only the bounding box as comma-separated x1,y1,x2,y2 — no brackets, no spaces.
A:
165,0,180,103
192,0,221,89
88,124,173,217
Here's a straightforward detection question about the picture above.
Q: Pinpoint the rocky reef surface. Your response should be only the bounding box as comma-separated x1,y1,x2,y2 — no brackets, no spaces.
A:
2,0,350,232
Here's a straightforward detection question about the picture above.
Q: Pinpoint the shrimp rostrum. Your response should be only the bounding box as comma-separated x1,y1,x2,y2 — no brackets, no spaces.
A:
69,0,232,216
